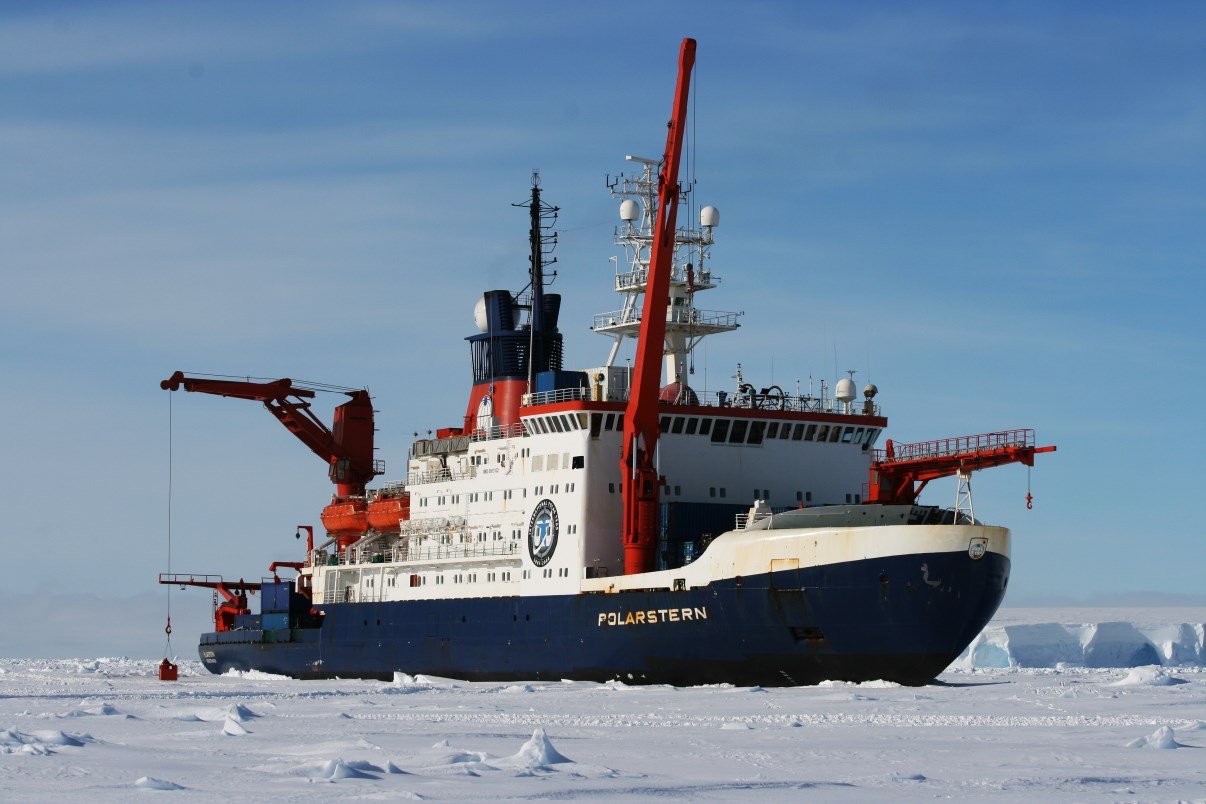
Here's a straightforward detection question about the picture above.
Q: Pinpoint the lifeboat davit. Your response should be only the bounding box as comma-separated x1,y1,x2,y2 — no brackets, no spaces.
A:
321,497,368,548
366,492,410,533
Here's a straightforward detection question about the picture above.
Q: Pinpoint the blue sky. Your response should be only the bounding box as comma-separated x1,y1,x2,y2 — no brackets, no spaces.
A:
2,1,1204,654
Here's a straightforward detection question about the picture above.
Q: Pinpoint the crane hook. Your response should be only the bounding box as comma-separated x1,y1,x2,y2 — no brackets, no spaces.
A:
165,617,172,636
1025,492,1033,510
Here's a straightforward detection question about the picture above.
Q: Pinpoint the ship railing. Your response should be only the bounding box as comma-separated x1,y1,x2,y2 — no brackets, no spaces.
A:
677,390,881,418
734,511,772,530
468,422,525,441
386,541,520,563
872,429,1035,463
318,540,521,577
591,307,741,330
614,264,718,292
406,466,476,486
523,387,592,407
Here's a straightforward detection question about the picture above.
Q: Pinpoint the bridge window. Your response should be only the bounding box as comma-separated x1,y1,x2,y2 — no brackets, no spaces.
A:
829,427,842,443
748,421,766,444
590,413,602,438
660,416,671,431
853,427,865,444
842,427,855,443
698,418,712,436
711,419,730,443
728,420,748,444
685,417,698,435
671,417,685,434
603,413,616,430
766,422,780,439
815,425,829,442
791,423,805,440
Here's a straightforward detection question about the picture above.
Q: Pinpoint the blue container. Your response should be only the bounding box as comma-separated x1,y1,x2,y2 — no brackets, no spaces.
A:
233,614,262,631
261,612,290,631
260,582,291,614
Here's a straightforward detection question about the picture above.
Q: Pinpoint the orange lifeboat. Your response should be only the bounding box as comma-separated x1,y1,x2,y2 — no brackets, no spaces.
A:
366,492,410,533
321,497,368,548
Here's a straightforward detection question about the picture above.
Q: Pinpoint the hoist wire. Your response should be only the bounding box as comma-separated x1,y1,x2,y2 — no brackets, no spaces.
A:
165,391,173,659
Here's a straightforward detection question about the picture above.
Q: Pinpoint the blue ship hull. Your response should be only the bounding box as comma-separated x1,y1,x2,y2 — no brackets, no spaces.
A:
199,548,1008,686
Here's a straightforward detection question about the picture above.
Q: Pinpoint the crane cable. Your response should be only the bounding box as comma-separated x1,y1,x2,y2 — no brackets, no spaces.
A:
164,391,174,657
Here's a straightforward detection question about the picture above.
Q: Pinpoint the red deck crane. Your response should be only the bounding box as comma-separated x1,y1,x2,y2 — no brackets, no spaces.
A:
620,38,696,576
160,371,380,498
867,428,1056,506
158,574,261,632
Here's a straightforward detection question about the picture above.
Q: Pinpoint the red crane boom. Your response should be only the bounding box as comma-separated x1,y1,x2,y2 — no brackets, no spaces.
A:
620,38,696,576
867,428,1056,505
158,573,261,632
160,371,380,497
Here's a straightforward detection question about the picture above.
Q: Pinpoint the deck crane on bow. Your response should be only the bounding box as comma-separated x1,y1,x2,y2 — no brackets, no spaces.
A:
619,37,695,576
867,428,1056,507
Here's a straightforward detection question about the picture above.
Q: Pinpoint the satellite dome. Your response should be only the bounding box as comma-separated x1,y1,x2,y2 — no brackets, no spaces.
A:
473,296,489,333
863,383,878,399
619,199,639,222
835,378,857,404
700,205,719,228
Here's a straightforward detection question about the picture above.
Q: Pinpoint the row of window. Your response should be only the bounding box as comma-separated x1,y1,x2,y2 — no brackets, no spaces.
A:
397,569,517,587
525,412,589,436
585,410,880,450
607,484,827,505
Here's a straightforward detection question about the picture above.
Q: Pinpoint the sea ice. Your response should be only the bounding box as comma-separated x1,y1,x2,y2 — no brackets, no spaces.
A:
1126,725,1185,749
222,715,249,736
1112,666,1187,687
133,776,184,790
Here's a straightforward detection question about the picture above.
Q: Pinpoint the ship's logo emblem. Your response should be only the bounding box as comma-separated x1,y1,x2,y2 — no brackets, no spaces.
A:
968,537,988,561
528,499,559,567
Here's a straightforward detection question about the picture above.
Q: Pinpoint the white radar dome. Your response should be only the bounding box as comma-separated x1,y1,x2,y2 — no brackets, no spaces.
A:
700,205,720,228
619,199,639,222
473,296,489,333
835,378,857,404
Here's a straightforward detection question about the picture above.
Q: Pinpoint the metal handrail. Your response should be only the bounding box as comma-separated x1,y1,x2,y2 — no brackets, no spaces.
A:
592,307,740,330
873,429,1034,463
469,423,525,441
524,387,592,406
406,467,476,485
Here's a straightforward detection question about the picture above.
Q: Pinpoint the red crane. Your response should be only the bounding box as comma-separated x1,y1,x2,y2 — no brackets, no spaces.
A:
867,428,1056,506
620,38,696,576
159,574,261,632
160,371,380,498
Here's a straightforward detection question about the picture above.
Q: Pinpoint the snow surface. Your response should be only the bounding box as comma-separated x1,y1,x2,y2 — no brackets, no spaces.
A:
0,659,1202,799
2,609,1205,799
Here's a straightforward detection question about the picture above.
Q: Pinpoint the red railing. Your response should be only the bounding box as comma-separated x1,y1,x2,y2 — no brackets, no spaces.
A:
873,429,1035,464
